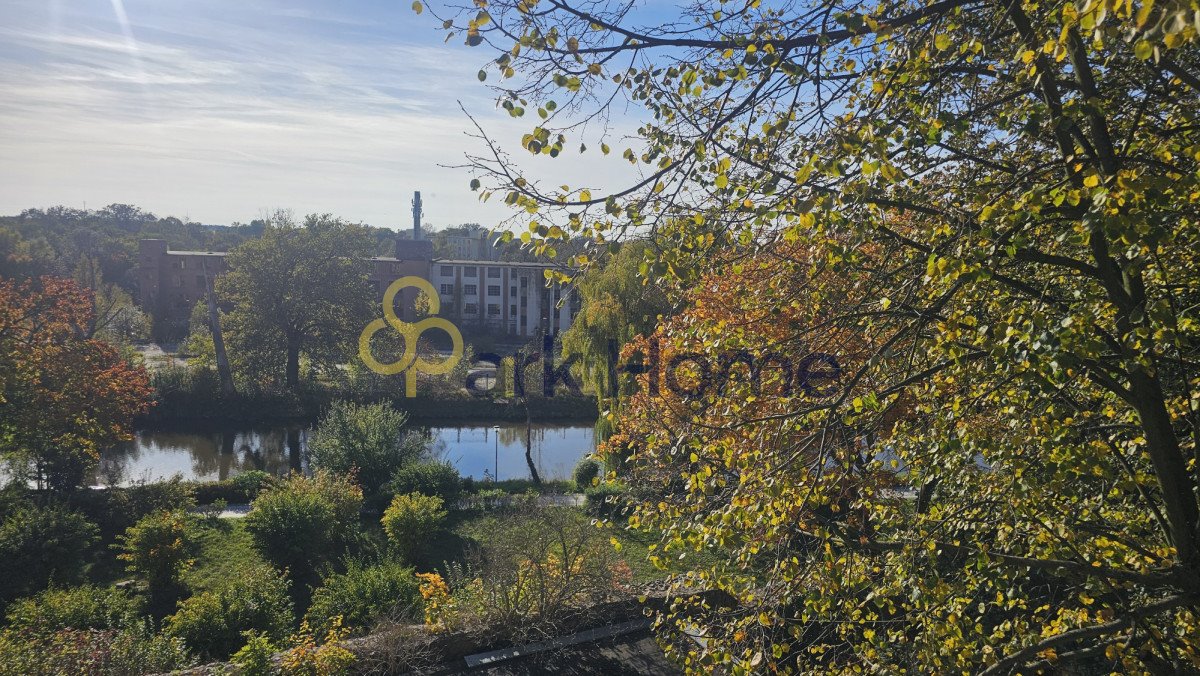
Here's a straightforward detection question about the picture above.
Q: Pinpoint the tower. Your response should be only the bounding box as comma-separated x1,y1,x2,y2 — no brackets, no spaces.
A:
412,191,423,240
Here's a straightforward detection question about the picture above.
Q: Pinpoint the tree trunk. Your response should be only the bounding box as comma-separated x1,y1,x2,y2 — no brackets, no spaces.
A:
523,397,541,486
286,340,301,391
202,261,236,396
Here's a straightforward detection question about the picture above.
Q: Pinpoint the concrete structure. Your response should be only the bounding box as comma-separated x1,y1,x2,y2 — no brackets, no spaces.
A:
138,195,576,339
440,224,504,261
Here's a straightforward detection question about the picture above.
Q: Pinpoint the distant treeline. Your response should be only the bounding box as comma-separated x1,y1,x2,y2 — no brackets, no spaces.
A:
0,204,401,297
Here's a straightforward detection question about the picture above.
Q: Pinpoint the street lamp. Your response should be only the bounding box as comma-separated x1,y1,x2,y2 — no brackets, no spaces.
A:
493,425,500,481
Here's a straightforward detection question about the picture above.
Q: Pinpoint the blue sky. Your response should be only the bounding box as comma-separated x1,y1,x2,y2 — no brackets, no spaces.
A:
0,0,640,231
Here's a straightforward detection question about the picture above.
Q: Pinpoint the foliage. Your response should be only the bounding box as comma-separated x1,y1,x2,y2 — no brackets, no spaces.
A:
306,559,421,636
231,630,277,676
115,509,200,592
244,471,363,584
72,254,149,346
279,617,356,676
0,621,194,676
386,461,463,505
418,0,1200,668
571,457,600,489
381,493,447,562
0,276,154,491
192,470,276,505
308,400,427,496
4,585,142,633
582,482,626,517
0,503,97,605
165,565,294,660
216,212,376,390
561,240,669,403
420,507,629,638
80,476,197,538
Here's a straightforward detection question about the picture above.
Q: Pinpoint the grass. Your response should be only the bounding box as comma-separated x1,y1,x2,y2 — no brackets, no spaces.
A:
183,519,268,593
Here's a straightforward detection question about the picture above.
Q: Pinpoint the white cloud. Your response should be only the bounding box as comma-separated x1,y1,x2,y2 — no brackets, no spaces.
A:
0,0,647,231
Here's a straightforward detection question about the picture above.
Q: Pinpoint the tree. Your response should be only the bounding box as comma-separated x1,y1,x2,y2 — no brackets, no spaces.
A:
0,277,154,491
420,0,1200,670
243,471,363,588
115,510,199,594
307,400,427,497
216,213,375,390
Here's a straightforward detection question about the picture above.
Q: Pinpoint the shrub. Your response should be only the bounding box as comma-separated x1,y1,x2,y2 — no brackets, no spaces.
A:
572,458,601,489
426,508,627,639
0,503,97,605
306,559,421,636
386,462,462,505
165,566,294,660
381,493,447,563
307,401,426,496
5,585,142,633
115,510,199,592
584,482,628,516
244,471,363,584
279,618,355,676
82,477,197,538
193,470,275,505
0,622,194,675
231,630,277,676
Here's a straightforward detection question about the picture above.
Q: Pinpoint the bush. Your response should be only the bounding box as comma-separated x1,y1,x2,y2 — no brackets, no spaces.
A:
381,493,447,563
0,503,97,605
306,559,421,636
5,585,142,633
231,630,276,676
243,471,363,584
584,482,628,516
572,458,601,489
79,477,196,538
165,566,294,661
192,470,275,505
386,462,462,505
0,622,194,676
307,401,426,496
115,510,199,591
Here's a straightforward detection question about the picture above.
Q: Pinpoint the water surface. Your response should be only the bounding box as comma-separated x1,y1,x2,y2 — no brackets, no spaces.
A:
93,423,595,486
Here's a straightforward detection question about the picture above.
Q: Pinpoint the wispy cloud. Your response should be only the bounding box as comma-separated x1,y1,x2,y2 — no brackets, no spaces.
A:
0,0,642,230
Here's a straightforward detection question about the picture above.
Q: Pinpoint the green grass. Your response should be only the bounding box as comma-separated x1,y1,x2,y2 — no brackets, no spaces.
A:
183,519,268,593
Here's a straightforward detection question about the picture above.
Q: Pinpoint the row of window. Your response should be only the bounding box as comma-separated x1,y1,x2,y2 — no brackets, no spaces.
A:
438,265,532,282
441,283,532,298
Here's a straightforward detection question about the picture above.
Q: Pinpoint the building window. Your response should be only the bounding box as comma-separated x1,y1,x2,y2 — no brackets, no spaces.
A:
487,268,501,278
521,315,528,326
440,283,454,295
487,304,500,316
509,287,517,297
464,303,478,315
464,284,477,296
439,265,452,276
488,285,501,296
510,304,517,316
464,268,477,277
520,296,528,308
520,276,528,287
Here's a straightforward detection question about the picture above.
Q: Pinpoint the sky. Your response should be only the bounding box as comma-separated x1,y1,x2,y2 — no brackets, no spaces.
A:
0,0,643,232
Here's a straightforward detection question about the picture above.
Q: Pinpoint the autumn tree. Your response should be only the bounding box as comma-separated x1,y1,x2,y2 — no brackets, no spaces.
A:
216,213,375,390
420,0,1200,670
0,277,153,491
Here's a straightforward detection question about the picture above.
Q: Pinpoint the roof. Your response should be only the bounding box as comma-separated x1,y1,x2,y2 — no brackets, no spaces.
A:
165,250,227,256
433,259,560,269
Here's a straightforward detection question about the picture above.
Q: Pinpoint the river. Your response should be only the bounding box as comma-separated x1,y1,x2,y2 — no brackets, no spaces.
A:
92,423,597,486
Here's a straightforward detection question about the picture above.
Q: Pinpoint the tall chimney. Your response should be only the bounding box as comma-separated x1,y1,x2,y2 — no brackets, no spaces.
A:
412,191,423,240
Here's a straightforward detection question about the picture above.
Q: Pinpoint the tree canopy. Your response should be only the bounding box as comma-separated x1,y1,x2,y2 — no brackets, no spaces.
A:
422,0,1200,670
216,214,376,390
0,277,153,491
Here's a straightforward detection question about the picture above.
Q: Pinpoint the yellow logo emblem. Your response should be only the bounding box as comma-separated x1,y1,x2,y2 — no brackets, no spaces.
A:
358,276,463,397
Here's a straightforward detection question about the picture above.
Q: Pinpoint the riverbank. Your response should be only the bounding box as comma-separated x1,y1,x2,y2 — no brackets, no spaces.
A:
141,389,598,427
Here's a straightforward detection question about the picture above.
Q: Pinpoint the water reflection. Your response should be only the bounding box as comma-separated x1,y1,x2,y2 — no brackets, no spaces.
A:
94,423,594,486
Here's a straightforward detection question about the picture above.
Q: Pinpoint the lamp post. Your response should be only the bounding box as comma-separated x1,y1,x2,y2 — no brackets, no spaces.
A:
493,425,500,481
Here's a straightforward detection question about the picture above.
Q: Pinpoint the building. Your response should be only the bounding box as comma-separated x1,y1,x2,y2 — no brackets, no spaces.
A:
137,194,577,339
439,224,503,261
